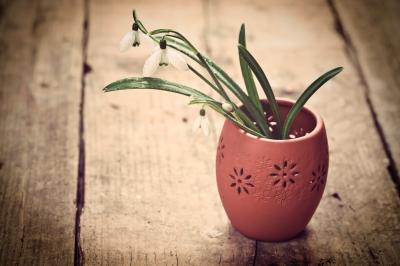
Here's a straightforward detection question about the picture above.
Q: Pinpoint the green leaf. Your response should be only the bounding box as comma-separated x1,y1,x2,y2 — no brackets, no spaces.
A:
147,34,270,137
196,53,229,100
282,67,344,139
103,77,209,99
203,58,272,138
194,53,263,134
238,24,263,113
238,44,282,139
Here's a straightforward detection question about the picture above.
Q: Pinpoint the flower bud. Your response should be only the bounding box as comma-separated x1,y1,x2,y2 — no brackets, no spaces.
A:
222,102,233,112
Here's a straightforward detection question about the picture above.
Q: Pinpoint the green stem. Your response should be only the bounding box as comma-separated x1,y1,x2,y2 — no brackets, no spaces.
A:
135,19,268,137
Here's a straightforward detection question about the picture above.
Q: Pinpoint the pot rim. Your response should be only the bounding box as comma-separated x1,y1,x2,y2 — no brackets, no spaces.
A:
235,97,324,143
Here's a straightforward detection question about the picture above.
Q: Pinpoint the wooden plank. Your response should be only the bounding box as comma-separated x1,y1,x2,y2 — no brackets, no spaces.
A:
0,0,83,264
333,0,400,181
207,0,400,264
81,0,255,265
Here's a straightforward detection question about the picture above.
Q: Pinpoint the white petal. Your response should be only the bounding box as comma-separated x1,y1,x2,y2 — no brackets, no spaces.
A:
142,49,162,76
133,31,140,45
192,116,202,132
167,48,189,71
141,33,154,46
201,117,210,136
152,43,160,52
160,50,168,65
119,31,134,52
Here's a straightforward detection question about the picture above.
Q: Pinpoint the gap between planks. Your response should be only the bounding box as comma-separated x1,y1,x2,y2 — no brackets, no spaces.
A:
73,0,400,264
327,0,400,196
74,0,90,265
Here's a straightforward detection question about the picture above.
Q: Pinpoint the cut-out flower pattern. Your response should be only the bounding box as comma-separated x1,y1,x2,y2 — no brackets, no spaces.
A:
270,160,299,188
230,167,254,195
310,164,327,192
217,137,225,163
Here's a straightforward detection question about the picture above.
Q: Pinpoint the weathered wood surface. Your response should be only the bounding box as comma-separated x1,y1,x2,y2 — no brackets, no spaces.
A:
1,0,400,265
0,0,83,265
208,0,400,264
333,0,400,182
80,0,254,265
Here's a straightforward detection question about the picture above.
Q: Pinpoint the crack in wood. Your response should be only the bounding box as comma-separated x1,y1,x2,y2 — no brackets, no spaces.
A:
74,0,90,265
252,240,258,266
327,0,400,196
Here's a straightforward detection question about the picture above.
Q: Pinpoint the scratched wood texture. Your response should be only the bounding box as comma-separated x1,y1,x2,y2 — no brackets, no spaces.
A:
80,0,400,265
333,0,400,181
1,0,400,265
81,0,254,265
0,0,83,265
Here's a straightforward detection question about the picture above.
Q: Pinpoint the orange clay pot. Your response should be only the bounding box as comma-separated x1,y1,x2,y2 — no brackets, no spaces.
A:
216,98,328,241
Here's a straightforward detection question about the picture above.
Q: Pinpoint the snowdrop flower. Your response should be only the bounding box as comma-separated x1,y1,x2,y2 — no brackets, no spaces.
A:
192,108,210,136
222,102,233,112
142,39,189,76
120,22,147,51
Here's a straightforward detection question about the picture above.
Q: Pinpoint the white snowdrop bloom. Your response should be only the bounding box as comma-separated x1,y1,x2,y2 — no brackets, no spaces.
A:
120,23,149,52
222,102,233,112
192,108,210,137
142,39,189,76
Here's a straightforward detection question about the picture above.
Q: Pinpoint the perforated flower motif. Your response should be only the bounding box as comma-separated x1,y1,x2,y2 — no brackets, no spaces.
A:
310,164,327,192
229,168,254,195
217,137,225,163
270,160,299,188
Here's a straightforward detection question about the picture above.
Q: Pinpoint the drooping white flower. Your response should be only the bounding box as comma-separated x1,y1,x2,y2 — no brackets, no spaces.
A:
120,22,149,51
142,39,189,76
192,108,210,136
222,102,233,112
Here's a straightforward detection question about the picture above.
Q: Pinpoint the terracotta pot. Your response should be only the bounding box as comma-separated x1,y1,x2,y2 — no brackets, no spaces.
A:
216,98,328,241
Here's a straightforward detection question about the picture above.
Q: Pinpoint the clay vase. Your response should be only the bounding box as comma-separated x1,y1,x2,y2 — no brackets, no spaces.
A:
216,98,328,241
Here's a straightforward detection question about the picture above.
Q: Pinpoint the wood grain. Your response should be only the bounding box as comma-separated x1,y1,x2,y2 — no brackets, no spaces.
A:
333,0,400,181
0,0,83,264
1,0,399,264
207,0,400,264
81,0,255,265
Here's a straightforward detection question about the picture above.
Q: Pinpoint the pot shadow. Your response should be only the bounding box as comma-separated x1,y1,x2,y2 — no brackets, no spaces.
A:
225,225,320,265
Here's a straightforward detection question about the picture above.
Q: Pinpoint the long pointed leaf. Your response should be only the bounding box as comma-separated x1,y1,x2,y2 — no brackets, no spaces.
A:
103,77,208,98
282,67,343,139
238,44,282,138
238,24,262,113
203,58,272,138
147,32,271,137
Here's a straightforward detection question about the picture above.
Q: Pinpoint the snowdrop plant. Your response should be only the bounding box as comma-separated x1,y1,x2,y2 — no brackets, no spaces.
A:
104,10,343,139
120,22,146,51
192,108,210,136
143,39,189,76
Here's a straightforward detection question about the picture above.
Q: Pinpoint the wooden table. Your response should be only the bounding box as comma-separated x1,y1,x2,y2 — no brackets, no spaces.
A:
1,0,400,265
